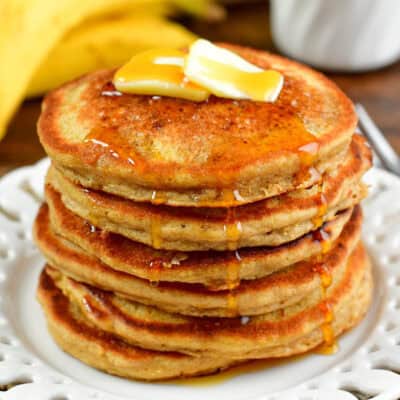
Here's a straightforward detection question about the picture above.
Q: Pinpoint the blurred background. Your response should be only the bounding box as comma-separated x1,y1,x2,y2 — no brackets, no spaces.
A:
1,0,400,176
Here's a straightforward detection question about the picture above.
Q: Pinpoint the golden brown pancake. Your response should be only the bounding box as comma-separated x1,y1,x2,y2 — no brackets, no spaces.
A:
38,44,357,207
44,185,357,288
46,135,369,251
41,242,372,360
37,270,236,381
34,203,362,317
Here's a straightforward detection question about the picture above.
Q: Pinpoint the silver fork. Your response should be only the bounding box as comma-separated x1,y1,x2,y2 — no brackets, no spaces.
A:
356,104,400,176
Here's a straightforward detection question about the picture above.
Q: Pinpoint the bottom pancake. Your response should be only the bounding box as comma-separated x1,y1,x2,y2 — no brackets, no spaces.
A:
39,242,372,363
37,270,236,381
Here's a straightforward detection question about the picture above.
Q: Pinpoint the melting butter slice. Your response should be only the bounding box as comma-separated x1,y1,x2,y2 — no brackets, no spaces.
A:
113,48,209,102
184,39,284,102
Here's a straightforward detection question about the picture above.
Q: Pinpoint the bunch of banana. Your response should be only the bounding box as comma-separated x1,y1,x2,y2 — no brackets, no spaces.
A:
27,14,197,97
0,0,223,140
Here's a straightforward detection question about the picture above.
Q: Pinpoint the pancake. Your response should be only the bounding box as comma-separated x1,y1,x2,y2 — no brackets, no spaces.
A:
46,135,369,251
38,43,357,207
34,204,361,317
44,184,357,288
37,270,236,381
41,242,372,359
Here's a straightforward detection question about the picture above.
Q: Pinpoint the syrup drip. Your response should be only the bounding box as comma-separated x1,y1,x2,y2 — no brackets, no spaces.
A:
221,188,237,207
295,142,321,187
151,190,166,205
84,126,136,166
226,292,238,315
148,258,163,285
312,227,337,354
226,250,242,315
224,206,243,251
317,302,338,355
194,188,245,208
313,227,332,255
150,216,163,250
219,192,242,315
311,181,328,229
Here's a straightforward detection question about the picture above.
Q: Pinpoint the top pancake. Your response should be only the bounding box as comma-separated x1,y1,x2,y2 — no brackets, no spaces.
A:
38,44,357,207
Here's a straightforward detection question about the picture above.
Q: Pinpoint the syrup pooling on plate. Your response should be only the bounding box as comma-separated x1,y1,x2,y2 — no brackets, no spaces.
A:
167,353,308,387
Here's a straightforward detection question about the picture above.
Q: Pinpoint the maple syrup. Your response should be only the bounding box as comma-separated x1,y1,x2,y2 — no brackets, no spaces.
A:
312,226,337,354
312,226,332,255
150,215,163,249
148,258,163,284
193,188,243,208
83,102,319,201
225,249,242,315
294,142,321,187
311,181,328,229
221,188,237,207
223,206,242,315
151,190,166,205
316,302,338,355
166,354,307,386
224,208,243,251
84,126,137,167
225,267,240,314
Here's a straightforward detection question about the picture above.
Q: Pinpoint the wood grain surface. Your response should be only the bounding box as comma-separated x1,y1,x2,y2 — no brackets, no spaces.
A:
1,2,399,177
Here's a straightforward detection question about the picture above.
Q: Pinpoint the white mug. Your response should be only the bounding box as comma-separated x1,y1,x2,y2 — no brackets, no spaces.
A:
270,0,400,71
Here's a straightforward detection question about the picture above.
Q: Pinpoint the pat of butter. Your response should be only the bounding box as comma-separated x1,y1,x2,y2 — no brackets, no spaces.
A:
113,40,284,103
184,39,284,102
113,49,209,102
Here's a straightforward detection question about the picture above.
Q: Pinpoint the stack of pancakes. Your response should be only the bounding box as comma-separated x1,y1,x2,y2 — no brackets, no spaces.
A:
34,44,373,381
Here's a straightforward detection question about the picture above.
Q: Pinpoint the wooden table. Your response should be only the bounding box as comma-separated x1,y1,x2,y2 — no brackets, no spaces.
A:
1,2,399,177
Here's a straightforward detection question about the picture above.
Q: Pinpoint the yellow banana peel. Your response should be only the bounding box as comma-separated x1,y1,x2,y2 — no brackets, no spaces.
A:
0,0,220,140
0,0,162,140
170,0,225,20
27,15,196,97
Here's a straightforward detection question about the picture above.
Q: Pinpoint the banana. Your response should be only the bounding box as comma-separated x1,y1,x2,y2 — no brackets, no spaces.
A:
0,0,162,139
27,14,196,97
0,0,219,139
170,0,225,20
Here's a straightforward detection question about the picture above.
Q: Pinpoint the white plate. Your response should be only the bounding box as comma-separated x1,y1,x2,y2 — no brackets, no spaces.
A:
1,159,400,400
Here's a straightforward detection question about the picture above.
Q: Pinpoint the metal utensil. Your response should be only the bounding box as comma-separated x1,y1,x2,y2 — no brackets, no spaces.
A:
356,103,400,176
